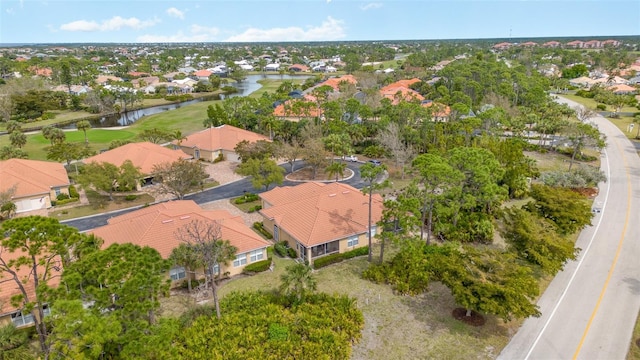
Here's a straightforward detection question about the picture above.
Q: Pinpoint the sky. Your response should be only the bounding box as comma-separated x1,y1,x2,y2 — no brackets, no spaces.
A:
1,0,639,44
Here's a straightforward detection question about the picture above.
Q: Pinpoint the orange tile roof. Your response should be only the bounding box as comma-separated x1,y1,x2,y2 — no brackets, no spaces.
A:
0,159,70,198
0,247,63,315
380,86,425,104
194,70,212,77
319,74,357,90
84,142,191,174
273,97,322,118
380,78,421,92
175,125,270,152
260,182,384,247
90,200,269,259
422,101,451,117
607,84,636,93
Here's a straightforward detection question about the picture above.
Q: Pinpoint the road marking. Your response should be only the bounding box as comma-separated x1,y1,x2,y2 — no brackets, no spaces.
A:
523,147,611,360
572,140,632,359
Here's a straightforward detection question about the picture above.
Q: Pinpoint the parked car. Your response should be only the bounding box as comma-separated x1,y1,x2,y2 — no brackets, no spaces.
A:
343,155,358,162
368,159,382,166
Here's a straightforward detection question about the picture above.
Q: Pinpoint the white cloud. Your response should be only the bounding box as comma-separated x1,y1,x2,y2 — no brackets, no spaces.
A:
166,7,185,19
60,16,160,32
360,2,382,10
225,16,346,42
137,24,220,42
191,24,220,36
6,8,15,14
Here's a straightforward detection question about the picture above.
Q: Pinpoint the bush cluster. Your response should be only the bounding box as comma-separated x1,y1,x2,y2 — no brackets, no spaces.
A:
69,185,79,198
57,193,70,200
55,197,79,206
242,259,272,274
234,193,260,204
124,194,137,201
253,222,273,239
247,205,262,213
313,246,369,269
274,241,289,257
164,94,194,102
213,153,225,163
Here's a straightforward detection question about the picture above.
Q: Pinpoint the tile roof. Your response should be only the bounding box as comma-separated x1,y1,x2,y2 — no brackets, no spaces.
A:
380,78,421,92
0,247,63,315
0,159,70,198
319,75,358,90
90,200,269,259
380,86,425,104
84,142,191,174
175,125,270,152
194,69,212,77
422,101,451,117
260,182,384,247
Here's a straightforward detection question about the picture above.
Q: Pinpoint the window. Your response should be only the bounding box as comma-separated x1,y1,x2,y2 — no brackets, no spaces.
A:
11,310,34,327
169,266,186,281
194,149,200,159
369,226,377,238
347,235,359,247
250,249,263,262
208,264,220,276
233,254,247,267
274,225,280,241
54,188,61,196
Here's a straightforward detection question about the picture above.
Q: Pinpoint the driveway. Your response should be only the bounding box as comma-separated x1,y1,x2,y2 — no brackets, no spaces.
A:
62,160,367,232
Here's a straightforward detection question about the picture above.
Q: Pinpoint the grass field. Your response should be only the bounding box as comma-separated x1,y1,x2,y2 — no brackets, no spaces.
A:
562,94,639,114
628,312,640,359
49,192,155,220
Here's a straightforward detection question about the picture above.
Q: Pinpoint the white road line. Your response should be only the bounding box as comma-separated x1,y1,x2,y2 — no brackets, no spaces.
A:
523,146,612,360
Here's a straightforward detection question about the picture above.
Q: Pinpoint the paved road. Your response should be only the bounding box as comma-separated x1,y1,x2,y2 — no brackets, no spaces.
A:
499,98,640,359
62,161,368,232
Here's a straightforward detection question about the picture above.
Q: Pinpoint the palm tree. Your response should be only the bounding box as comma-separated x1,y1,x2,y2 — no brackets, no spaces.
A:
76,120,91,144
279,263,317,303
360,163,385,262
9,131,26,149
325,162,347,182
169,244,203,292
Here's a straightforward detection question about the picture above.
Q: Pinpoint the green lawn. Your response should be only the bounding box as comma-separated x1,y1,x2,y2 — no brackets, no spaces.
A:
628,311,640,360
49,192,155,220
562,94,639,114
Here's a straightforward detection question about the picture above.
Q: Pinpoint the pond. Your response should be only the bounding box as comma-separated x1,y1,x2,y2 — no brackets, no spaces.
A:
82,74,311,128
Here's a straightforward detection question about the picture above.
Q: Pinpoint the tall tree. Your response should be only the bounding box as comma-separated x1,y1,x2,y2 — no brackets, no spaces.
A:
325,161,347,181
524,184,593,235
78,161,142,200
412,153,464,244
169,244,203,292
8,131,26,149
0,145,28,160
46,141,93,170
301,139,329,180
236,158,285,190
174,220,237,319
151,159,209,200
360,163,386,262
379,122,415,179
137,128,177,144
0,216,95,354
279,140,303,172
0,323,34,360
564,121,605,171
75,120,91,144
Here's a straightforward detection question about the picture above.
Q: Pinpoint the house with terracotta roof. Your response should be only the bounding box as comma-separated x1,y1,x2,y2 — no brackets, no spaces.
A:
259,182,384,266
492,42,512,50
584,40,602,49
422,100,452,122
288,64,310,72
90,200,270,282
543,41,561,48
602,39,621,47
0,248,61,328
193,69,212,81
566,40,585,49
95,75,123,85
0,159,70,213
272,95,323,122
318,75,358,91
84,142,191,185
520,41,538,47
607,84,637,95
174,124,270,162
28,66,53,78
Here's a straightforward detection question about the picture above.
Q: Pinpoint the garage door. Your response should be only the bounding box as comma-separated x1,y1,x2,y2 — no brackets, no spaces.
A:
15,197,47,213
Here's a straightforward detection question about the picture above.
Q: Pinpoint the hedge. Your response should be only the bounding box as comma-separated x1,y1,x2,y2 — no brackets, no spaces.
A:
248,205,263,213
235,193,260,204
274,241,288,257
242,259,272,274
253,222,273,239
313,246,369,269
54,197,79,206
287,247,297,258
69,185,79,198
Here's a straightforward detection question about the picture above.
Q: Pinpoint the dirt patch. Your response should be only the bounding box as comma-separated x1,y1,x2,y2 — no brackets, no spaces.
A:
452,308,486,327
571,187,599,198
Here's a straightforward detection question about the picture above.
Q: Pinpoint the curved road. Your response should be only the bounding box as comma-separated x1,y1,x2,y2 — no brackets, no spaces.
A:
499,98,640,359
62,161,368,232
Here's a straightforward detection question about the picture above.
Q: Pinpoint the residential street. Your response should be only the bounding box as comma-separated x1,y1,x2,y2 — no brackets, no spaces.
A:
499,98,640,359
62,161,368,232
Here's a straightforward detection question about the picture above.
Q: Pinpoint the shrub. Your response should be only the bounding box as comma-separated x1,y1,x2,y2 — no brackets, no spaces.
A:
68,185,79,198
235,193,260,204
55,197,78,206
268,323,290,341
253,222,273,239
51,200,57,206
596,104,606,111
124,194,137,201
243,259,272,274
313,246,369,269
274,241,289,257
213,153,225,163
57,193,70,200
248,205,262,213
362,145,386,158
287,247,297,258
